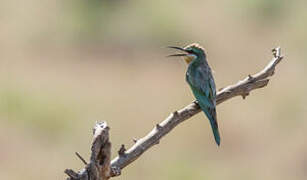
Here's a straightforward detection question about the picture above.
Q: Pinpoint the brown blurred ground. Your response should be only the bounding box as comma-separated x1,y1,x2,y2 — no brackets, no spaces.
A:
1,0,307,179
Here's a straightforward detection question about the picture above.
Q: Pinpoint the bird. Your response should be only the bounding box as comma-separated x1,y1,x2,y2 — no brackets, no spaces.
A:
168,43,221,146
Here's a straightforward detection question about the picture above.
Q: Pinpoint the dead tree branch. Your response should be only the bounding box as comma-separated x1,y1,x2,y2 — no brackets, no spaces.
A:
65,47,283,179
65,122,111,180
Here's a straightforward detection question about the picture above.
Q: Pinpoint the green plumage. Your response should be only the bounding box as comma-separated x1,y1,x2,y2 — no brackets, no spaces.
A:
168,43,221,146
184,44,221,146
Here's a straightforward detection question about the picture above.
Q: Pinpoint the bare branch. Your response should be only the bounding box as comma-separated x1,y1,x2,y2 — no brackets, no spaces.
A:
65,48,284,179
109,47,283,177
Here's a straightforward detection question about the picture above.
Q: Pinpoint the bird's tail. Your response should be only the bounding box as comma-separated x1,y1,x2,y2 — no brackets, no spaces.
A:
201,106,221,146
211,122,221,146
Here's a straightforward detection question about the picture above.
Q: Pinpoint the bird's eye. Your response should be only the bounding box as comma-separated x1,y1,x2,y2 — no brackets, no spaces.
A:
186,49,193,54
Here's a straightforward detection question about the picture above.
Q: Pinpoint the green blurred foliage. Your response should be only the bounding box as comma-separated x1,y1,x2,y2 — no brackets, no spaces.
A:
0,88,76,137
238,0,287,21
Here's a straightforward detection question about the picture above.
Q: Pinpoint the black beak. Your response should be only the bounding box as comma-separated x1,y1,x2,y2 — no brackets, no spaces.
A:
167,46,188,57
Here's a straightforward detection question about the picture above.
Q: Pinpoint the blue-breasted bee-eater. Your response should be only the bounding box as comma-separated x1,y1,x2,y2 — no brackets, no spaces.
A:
168,43,221,146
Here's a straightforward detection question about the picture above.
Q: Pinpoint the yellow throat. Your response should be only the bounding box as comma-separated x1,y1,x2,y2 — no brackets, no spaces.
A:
184,56,194,64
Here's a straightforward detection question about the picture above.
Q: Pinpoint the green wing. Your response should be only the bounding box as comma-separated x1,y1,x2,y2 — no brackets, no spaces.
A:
188,69,221,145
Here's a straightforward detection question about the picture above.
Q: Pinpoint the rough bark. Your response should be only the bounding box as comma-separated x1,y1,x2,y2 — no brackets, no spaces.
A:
65,122,111,180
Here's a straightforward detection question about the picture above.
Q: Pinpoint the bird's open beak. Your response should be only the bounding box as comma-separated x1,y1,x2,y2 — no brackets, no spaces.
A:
167,46,188,57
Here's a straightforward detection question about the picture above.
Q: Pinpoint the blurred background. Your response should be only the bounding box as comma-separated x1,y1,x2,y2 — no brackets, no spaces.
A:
1,0,307,179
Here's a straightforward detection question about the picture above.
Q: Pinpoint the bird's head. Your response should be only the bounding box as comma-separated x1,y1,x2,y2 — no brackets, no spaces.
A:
168,43,206,64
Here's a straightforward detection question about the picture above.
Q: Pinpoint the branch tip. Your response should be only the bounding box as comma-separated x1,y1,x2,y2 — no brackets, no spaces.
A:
242,92,250,99
173,111,179,117
75,152,88,165
92,121,109,135
272,47,281,58
156,124,162,130
118,144,126,156
65,169,79,179
248,74,254,81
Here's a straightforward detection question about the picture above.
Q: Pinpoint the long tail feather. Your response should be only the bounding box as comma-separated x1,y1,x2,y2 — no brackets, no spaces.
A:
202,106,221,146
